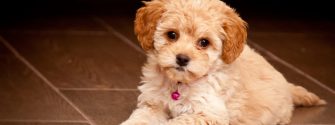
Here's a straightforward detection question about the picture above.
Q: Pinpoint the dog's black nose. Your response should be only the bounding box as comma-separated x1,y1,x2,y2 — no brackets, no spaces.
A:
176,54,190,66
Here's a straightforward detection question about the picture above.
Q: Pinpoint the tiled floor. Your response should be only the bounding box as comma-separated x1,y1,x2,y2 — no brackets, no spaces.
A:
0,3,334,125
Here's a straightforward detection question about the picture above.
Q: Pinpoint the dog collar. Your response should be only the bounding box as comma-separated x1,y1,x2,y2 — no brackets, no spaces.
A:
171,82,182,100
171,91,180,100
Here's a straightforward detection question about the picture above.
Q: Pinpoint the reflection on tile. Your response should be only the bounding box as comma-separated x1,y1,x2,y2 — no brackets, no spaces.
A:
98,16,139,46
62,91,139,125
0,43,84,121
247,18,335,90
2,33,145,89
249,33,335,90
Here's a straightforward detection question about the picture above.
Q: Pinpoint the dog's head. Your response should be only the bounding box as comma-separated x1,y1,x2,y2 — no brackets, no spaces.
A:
135,0,247,83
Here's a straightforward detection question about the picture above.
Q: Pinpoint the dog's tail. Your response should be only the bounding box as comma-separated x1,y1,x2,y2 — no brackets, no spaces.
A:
289,83,326,106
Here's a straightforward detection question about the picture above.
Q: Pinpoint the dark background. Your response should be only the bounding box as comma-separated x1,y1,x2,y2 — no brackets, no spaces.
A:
1,0,334,21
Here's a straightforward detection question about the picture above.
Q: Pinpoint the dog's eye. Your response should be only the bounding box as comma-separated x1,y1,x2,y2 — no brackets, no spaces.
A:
167,31,178,40
198,39,210,48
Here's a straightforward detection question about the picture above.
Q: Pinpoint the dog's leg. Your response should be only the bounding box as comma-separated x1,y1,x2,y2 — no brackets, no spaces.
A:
289,83,326,106
167,101,229,125
166,113,229,125
121,106,168,125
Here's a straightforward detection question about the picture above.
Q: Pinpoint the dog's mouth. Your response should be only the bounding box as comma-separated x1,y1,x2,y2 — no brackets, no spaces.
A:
175,67,185,72
161,66,203,83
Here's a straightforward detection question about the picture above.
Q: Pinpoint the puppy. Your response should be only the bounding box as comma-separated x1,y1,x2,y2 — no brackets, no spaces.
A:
121,0,326,124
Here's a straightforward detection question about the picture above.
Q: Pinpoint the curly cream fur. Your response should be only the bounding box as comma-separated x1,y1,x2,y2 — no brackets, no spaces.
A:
121,0,326,125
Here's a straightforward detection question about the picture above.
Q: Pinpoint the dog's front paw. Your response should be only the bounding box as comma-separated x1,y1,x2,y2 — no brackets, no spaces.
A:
120,120,149,125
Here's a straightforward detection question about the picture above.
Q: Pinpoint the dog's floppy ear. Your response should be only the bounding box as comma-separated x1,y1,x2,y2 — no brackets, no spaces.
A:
221,8,247,64
134,1,165,51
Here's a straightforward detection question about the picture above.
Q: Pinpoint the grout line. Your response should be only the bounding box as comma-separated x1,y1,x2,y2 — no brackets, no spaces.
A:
248,40,335,95
0,36,97,125
60,88,138,91
0,119,89,124
92,17,145,54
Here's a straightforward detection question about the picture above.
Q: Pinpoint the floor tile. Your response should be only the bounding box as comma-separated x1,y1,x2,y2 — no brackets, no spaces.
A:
0,16,105,31
98,16,139,46
95,0,142,46
249,43,335,124
0,122,89,125
249,32,335,90
0,42,84,121
247,17,335,90
1,33,145,89
62,91,139,125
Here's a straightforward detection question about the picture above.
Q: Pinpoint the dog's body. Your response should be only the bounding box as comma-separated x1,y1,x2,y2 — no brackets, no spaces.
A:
121,0,326,124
